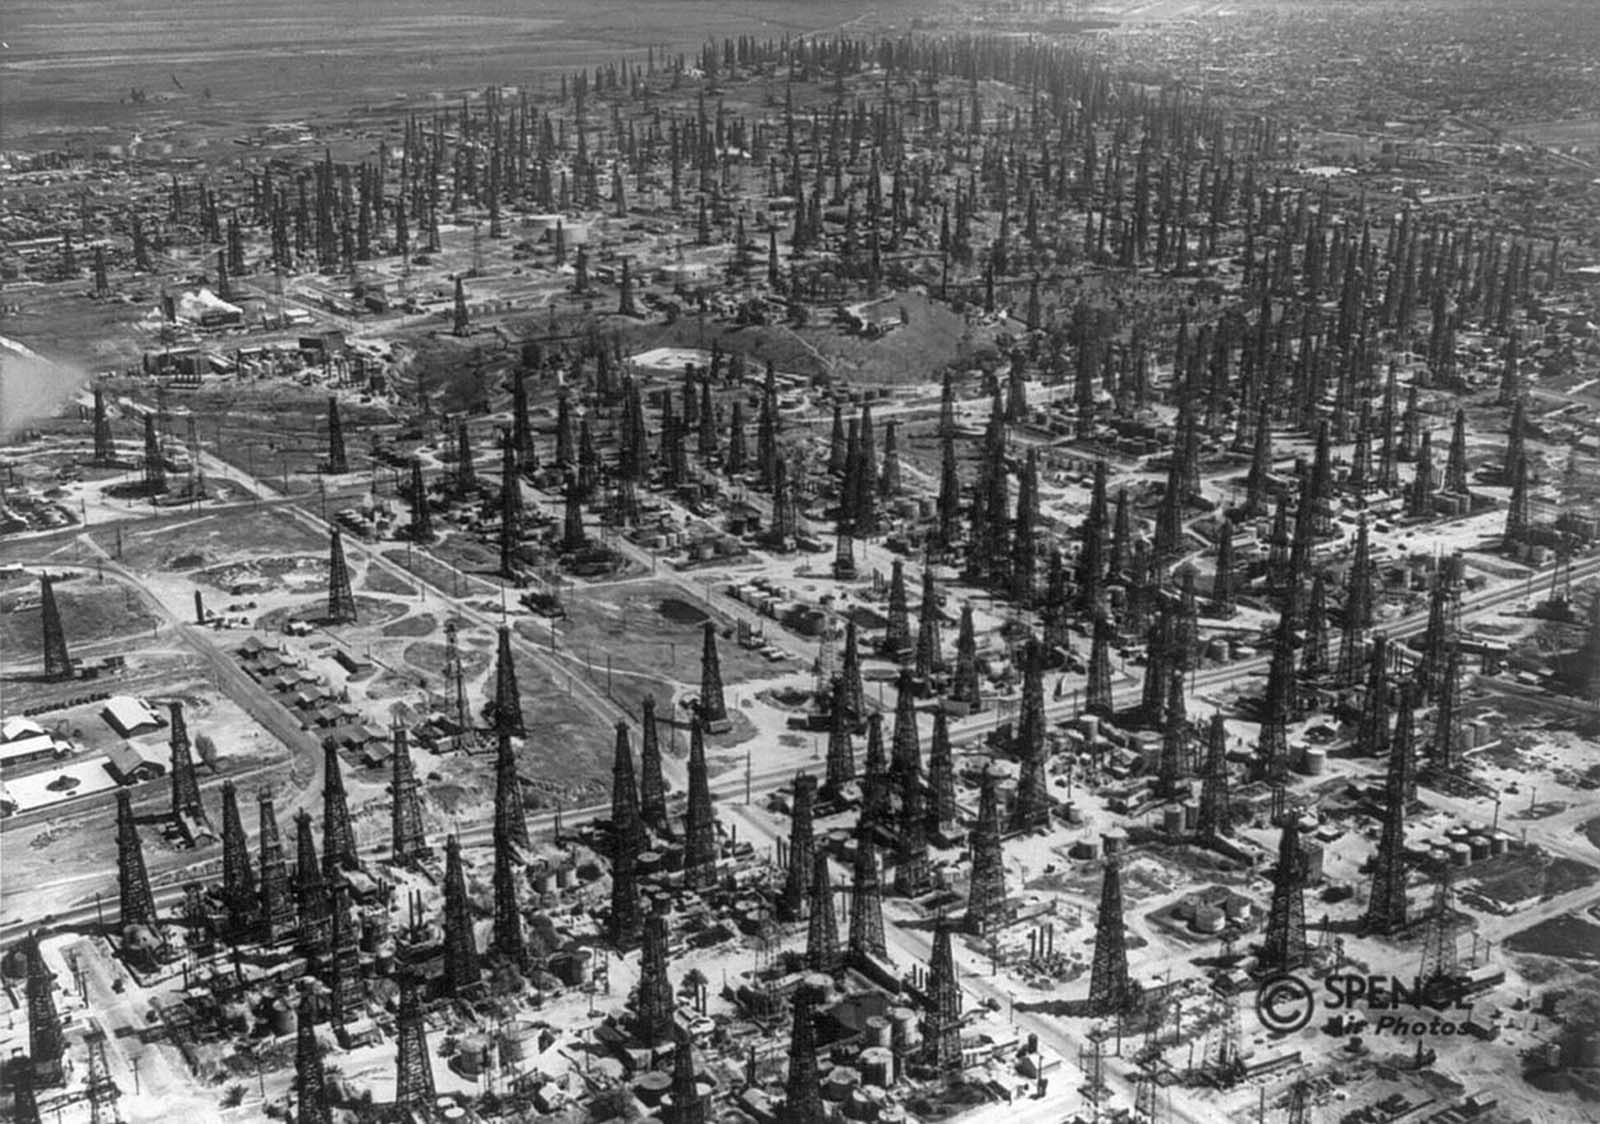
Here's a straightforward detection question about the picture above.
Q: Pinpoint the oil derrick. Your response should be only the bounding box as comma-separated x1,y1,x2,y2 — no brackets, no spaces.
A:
1202,977,1246,1086
892,758,933,898
683,722,718,889
1086,613,1114,716
1300,573,1330,679
854,406,879,537
23,934,65,1086
883,560,912,657
824,677,856,795
1408,430,1435,518
1087,849,1135,1018
1152,446,1187,565
293,811,332,964
950,605,982,712
1417,558,1461,700
698,621,729,731
142,412,166,493
879,418,903,498
92,384,114,465
1285,477,1316,623
326,881,363,1026
1338,516,1374,684
1260,819,1309,974
1358,633,1392,757
12,1057,42,1123
1139,613,1174,726
1041,549,1072,655
781,773,818,922
1392,680,1420,802
780,982,826,1124
1157,671,1191,801
1255,620,1294,779
220,781,257,936
494,728,529,852
389,726,430,868
454,421,477,494
1418,868,1463,984
1266,494,1292,594
258,792,295,941
828,404,848,475
408,459,434,542
1504,453,1530,548
1010,639,1051,831
924,922,964,1078
452,276,469,336
1077,460,1110,612
611,721,647,859
1285,1078,1312,1124
441,836,481,994
833,512,857,580
1173,564,1200,673
326,527,357,624
1442,409,1470,496
966,766,1007,934
1308,421,1334,537
848,838,888,963
1440,643,1465,774
1376,368,1400,491
936,430,962,551
167,701,202,820
500,436,525,576
1212,520,1237,616
492,624,525,738
806,859,840,974
1011,448,1040,603
927,710,957,836
38,575,73,680
1365,683,1414,935
512,369,535,470
394,972,436,1108
635,906,675,1044
1196,713,1233,840
638,696,669,834
840,622,865,725
325,395,349,474
1504,398,1527,486
889,667,922,820
116,790,157,931
321,739,357,875
859,714,890,840
294,987,332,1124
670,1030,709,1124
491,814,525,965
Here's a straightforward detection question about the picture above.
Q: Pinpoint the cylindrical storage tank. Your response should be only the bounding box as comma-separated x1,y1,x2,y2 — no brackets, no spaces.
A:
1205,638,1229,662
434,1096,455,1113
441,1108,466,1123
1080,715,1100,741
269,997,295,1036
1490,832,1511,856
452,1035,489,1078
1182,802,1198,831
890,1006,919,1051
1163,807,1184,835
1468,835,1491,862
1450,843,1472,867
1446,826,1471,844
1076,838,1101,861
858,1048,894,1088
879,1107,906,1124
1302,748,1327,776
1065,803,1084,826
1171,898,1195,922
847,1087,879,1121
556,865,575,889
1103,833,1126,856
633,1071,672,1106
531,870,554,895
638,851,663,875
823,1068,858,1102
1191,905,1225,935
864,1017,892,1049
1224,899,1252,923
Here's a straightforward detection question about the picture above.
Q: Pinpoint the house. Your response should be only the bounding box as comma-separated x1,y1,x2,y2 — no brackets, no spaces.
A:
0,733,67,773
1,716,46,743
102,696,162,738
105,742,167,785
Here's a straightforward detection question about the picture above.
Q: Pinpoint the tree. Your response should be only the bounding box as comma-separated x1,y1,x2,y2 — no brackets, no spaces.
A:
195,733,219,770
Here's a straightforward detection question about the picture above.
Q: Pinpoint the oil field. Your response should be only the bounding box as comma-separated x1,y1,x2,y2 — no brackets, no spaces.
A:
3,0,1600,1122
